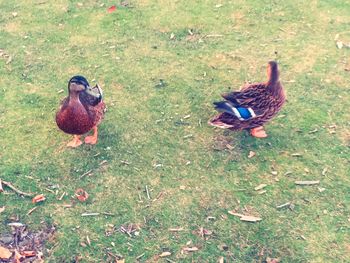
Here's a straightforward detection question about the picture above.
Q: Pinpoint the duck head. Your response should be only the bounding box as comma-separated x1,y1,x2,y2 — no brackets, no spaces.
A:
68,75,100,98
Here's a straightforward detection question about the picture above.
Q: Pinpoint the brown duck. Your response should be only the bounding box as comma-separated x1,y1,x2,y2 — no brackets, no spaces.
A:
209,61,285,138
56,76,106,147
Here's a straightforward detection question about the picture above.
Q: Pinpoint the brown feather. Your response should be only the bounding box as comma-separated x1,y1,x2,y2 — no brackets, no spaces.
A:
209,62,285,131
56,89,106,135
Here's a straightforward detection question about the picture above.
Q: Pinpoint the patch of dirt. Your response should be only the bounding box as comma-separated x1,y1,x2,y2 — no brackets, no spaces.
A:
0,223,55,262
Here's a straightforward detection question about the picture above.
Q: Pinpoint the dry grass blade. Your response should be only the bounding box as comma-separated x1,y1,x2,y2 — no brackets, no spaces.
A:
159,251,171,257
240,215,262,222
169,227,184,232
254,184,267,191
295,180,320,185
183,246,199,252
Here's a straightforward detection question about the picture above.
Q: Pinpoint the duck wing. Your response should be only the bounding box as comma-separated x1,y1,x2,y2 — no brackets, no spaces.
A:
218,84,268,119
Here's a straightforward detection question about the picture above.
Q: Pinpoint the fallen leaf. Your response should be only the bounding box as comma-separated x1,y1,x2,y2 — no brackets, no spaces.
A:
254,184,267,191
218,256,224,263
22,251,35,257
170,33,175,40
12,12,18,17
159,251,171,257
0,246,12,259
75,189,89,202
0,206,5,213
32,194,45,204
108,5,117,13
14,250,23,263
248,151,256,158
116,259,125,263
291,153,302,157
228,211,262,222
295,180,320,185
266,257,280,263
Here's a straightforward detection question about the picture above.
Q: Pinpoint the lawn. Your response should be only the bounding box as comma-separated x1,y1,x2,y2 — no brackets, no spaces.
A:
0,0,349,262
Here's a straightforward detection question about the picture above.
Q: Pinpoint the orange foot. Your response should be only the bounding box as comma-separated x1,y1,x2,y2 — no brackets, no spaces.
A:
67,135,83,147
250,126,268,138
85,126,98,145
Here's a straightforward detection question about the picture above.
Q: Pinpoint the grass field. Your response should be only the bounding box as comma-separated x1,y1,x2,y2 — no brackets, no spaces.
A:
0,0,349,262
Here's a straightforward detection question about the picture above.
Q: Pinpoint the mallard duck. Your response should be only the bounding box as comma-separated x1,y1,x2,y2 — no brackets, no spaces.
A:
209,61,285,138
56,76,106,147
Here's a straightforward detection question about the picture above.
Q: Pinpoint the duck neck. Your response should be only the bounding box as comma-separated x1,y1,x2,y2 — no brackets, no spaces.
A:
68,91,81,103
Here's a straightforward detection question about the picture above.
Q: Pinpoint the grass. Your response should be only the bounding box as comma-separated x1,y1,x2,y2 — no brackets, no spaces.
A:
0,0,349,262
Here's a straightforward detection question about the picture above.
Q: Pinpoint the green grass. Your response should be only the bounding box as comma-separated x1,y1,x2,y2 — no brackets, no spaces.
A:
1,0,349,262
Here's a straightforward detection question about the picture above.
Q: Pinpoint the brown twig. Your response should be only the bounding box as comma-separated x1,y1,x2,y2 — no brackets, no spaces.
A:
1,180,34,197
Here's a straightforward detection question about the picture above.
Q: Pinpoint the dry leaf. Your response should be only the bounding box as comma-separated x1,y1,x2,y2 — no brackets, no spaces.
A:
0,246,12,259
228,211,262,222
75,189,89,202
116,259,125,263
266,257,280,263
159,251,171,257
254,184,267,191
108,5,117,13
32,194,45,204
291,153,302,157
12,12,18,17
218,256,224,263
22,250,35,257
295,180,320,185
0,206,5,213
248,151,256,158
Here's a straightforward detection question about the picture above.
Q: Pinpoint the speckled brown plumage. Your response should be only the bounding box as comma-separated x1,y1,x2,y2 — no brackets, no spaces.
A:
209,61,286,131
56,98,105,135
56,77,106,136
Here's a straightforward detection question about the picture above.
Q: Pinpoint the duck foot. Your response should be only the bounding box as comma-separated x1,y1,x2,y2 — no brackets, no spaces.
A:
85,126,98,145
67,135,83,147
250,126,268,138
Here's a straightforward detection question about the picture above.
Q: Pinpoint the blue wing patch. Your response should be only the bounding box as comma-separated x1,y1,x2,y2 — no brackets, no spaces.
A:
213,101,256,121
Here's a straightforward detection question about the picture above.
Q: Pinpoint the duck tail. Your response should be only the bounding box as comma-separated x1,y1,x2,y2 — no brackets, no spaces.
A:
267,61,279,86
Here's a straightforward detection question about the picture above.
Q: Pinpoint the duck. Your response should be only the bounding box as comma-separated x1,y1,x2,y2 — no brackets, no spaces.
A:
209,61,285,138
56,76,106,147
